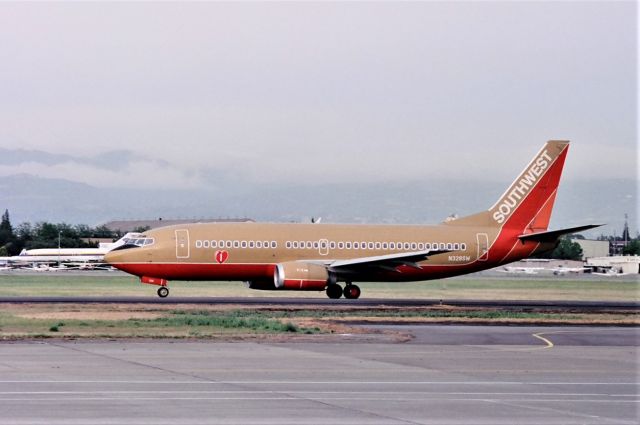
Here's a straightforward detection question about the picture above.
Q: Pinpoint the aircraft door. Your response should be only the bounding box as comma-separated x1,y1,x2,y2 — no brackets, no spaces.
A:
476,233,489,261
319,239,329,256
175,229,190,259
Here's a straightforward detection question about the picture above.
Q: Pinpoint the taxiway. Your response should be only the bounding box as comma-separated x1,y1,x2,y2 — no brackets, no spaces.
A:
0,325,637,424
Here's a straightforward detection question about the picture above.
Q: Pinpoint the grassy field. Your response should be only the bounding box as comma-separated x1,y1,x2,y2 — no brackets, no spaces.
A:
0,271,638,301
1,303,636,339
0,307,317,339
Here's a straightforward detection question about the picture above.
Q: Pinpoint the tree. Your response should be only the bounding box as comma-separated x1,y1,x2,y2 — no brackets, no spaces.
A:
551,238,583,260
0,209,13,246
532,237,584,260
623,239,640,256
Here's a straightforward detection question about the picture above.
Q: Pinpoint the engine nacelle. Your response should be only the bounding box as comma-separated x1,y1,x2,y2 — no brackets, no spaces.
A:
244,279,277,291
275,261,331,291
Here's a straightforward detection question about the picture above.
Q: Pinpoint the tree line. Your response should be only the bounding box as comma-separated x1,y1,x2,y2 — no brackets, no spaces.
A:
0,210,130,256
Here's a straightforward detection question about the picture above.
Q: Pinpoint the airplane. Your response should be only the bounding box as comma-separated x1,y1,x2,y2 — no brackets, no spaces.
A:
105,140,601,299
551,266,589,275
497,266,544,274
592,268,633,277
4,233,143,267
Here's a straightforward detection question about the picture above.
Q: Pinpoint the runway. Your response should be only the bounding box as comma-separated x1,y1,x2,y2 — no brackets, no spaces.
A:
0,295,638,311
0,325,637,424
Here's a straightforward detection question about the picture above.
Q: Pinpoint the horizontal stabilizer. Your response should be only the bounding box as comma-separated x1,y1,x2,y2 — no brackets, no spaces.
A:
518,224,603,243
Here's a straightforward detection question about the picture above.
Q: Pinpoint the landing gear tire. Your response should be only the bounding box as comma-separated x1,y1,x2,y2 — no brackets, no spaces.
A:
326,284,343,299
343,284,361,300
157,286,169,298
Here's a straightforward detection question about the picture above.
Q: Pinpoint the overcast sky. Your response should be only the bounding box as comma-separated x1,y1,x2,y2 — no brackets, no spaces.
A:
0,1,636,190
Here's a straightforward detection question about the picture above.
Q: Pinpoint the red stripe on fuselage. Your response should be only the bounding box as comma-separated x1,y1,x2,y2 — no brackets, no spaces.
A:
112,262,275,281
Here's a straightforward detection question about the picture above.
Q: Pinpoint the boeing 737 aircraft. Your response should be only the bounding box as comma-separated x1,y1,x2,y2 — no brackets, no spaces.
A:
105,141,600,298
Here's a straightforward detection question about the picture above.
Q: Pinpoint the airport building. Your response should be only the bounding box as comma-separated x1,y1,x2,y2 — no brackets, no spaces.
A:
586,255,640,274
102,218,254,233
572,239,610,260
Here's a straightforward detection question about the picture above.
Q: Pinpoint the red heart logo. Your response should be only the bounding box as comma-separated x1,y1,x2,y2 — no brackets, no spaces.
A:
215,250,229,264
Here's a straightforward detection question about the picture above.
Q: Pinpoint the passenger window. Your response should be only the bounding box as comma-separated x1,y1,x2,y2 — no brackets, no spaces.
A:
404,242,410,250
313,241,319,249
382,242,388,249
461,243,467,250
271,241,277,248
256,241,263,248
286,241,292,249
368,242,374,249
440,243,445,250
306,241,312,249
226,241,233,248
454,243,459,250
249,241,255,248
418,243,424,250
389,242,395,249
292,241,298,249
241,241,247,248
330,241,336,249
338,242,344,249
263,241,269,248
411,242,417,250
211,240,217,248
375,242,381,249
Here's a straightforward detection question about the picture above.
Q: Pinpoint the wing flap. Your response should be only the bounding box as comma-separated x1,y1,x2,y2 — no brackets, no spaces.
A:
329,249,450,273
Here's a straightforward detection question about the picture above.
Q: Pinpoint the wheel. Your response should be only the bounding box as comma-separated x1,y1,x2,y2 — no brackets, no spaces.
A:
326,284,342,299
157,286,169,298
343,284,361,299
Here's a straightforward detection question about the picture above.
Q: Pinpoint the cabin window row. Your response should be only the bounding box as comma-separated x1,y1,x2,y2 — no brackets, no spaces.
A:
195,240,278,249
284,241,467,251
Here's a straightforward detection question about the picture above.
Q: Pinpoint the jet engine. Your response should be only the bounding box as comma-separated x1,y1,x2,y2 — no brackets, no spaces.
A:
245,261,332,291
274,261,332,290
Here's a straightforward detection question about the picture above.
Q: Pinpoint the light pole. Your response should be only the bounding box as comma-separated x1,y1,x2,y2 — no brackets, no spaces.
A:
58,230,62,266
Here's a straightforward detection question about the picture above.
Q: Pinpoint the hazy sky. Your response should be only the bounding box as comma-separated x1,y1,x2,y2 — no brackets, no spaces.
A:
0,1,636,190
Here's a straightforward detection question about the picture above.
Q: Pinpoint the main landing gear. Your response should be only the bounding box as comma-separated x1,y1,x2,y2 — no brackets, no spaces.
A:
157,286,169,298
325,282,361,299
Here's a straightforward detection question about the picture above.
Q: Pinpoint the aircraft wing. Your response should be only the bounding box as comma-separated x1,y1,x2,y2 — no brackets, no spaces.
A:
328,249,450,273
518,224,603,243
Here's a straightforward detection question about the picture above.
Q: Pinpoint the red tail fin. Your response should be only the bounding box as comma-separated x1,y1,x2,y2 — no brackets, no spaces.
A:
447,141,569,231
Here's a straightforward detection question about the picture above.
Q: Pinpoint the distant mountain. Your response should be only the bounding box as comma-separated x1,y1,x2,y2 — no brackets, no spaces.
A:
0,147,167,170
0,173,634,238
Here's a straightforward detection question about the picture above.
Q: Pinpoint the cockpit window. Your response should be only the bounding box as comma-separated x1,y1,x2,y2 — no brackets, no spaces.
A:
122,236,155,247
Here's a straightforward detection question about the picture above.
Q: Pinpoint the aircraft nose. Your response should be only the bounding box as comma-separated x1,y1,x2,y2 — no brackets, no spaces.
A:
103,247,140,273
104,249,126,268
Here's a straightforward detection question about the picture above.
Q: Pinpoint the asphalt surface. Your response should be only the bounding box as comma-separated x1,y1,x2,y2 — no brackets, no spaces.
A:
0,295,638,311
0,325,637,424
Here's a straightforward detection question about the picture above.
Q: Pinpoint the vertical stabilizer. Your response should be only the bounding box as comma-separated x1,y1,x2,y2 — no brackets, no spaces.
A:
446,141,570,231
